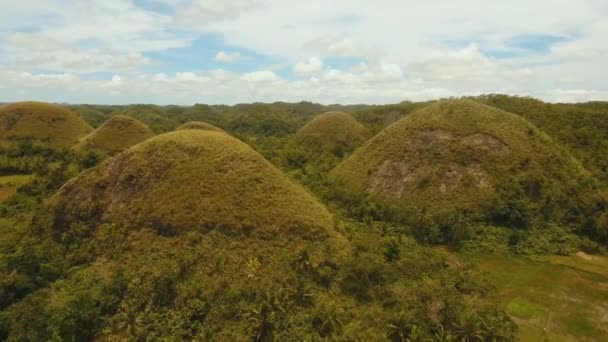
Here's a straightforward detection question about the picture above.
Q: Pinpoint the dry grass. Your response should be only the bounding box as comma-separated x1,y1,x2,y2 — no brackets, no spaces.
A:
175,121,225,133
73,115,155,154
297,111,368,151
330,99,591,211
0,102,92,148
54,130,346,246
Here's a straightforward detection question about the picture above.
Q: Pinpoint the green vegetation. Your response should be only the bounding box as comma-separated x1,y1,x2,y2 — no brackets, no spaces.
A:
175,121,225,133
110,105,176,133
0,174,33,202
1,96,607,341
0,102,92,149
506,297,546,319
69,105,110,128
73,115,155,154
476,253,608,341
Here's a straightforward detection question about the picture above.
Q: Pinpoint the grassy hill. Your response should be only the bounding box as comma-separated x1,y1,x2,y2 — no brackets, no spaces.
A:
54,130,342,241
175,121,225,133
110,105,175,133
70,105,111,128
72,115,155,154
296,111,368,155
331,99,593,224
473,94,608,184
0,102,92,149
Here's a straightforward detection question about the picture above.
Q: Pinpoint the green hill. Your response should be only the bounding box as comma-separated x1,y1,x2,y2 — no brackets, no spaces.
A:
175,121,225,133
331,99,592,223
110,105,175,133
70,105,110,128
296,111,368,155
54,130,342,241
0,102,92,148
72,115,155,154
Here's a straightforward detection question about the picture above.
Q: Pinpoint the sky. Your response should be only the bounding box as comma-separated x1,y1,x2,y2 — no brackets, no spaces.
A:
0,0,607,105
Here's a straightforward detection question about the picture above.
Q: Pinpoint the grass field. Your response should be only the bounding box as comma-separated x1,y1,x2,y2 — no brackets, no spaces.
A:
475,252,608,341
0,174,33,202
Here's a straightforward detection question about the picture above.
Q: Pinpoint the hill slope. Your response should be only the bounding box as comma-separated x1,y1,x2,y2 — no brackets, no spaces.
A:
0,102,92,148
331,99,592,219
474,94,608,184
297,111,367,154
111,105,175,133
73,115,155,154
54,130,339,240
175,121,225,133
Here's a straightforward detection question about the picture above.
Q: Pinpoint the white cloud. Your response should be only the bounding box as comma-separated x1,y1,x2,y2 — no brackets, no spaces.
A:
240,70,280,83
0,0,606,104
214,51,242,62
294,57,324,76
176,0,263,28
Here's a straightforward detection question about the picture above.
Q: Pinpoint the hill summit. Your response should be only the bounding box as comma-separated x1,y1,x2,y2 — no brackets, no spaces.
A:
176,121,225,133
296,111,367,153
73,115,154,154
0,101,92,148
331,99,591,214
54,130,340,241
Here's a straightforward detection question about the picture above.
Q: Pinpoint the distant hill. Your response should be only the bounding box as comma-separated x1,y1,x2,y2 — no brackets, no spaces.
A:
175,121,225,133
296,111,368,156
70,105,110,128
110,105,175,133
0,101,92,148
72,115,154,154
331,99,593,225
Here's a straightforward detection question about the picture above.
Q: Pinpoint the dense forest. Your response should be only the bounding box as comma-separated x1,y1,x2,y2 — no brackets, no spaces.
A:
0,95,607,341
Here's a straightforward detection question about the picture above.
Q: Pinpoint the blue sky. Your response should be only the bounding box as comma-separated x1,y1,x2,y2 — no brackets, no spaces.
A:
0,0,606,104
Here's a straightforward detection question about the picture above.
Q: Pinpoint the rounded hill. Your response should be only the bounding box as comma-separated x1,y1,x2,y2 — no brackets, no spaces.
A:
73,115,155,154
54,130,340,241
176,121,225,133
297,111,367,152
0,101,92,148
330,99,591,213
111,105,174,133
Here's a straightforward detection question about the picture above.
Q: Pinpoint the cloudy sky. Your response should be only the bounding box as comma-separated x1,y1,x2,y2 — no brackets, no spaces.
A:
1,0,607,105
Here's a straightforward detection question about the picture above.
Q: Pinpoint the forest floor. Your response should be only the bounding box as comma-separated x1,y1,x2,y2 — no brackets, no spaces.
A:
475,252,608,341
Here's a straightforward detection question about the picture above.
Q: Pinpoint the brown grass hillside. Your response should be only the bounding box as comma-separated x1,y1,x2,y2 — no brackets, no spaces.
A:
73,115,154,154
330,99,592,213
54,130,344,243
297,111,368,153
175,121,225,133
0,102,92,148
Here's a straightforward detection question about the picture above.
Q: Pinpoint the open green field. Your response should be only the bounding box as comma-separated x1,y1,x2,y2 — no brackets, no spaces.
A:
0,174,33,202
475,253,608,341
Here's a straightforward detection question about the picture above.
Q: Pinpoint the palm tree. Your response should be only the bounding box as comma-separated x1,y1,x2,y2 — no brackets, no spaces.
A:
452,311,483,342
114,305,143,340
287,279,315,307
433,324,455,342
312,301,344,338
386,311,426,342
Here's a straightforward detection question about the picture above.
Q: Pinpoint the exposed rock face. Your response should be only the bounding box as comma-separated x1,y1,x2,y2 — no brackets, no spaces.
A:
331,99,590,211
